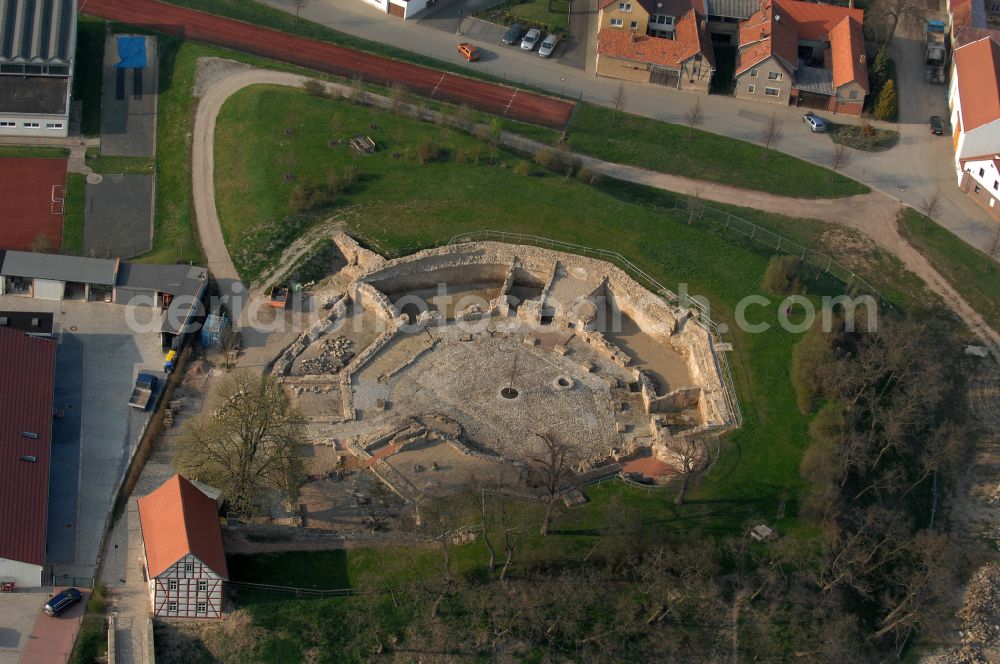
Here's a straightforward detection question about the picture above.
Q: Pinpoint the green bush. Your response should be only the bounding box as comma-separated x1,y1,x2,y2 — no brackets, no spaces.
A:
790,327,833,413
761,255,804,295
874,79,898,121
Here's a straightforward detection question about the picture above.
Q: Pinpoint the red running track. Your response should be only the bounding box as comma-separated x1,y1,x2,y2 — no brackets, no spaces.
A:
80,0,575,128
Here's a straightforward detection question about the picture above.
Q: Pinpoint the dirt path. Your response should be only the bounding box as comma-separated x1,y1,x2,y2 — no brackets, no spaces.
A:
191,64,1000,361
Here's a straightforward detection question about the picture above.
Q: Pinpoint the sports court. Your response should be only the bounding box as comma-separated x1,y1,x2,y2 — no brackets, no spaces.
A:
0,157,67,251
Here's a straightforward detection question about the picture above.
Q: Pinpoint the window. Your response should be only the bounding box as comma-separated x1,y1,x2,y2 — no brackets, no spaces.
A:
168,579,177,591
764,87,780,96
168,602,178,612
975,185,982,193
185,562,194,573
610,17,623,26
849,90,858,100
630,20,638,29
748,84,756,93
0,121,14,127
767,71,781,80
45,122,62,129
23,122,39,128
979,167,986,177
197,603,207,614
994,180,998,190
619,2,632,10
750,68,759,77
198,580,208,591
651,14,674,25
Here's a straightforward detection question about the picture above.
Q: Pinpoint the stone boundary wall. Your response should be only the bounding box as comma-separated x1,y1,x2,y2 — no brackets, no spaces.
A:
333,232,385,276
348,240,733,429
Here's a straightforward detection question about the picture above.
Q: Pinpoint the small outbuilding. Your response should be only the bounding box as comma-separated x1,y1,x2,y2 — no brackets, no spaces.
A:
137,474,228,618
0,251,118,300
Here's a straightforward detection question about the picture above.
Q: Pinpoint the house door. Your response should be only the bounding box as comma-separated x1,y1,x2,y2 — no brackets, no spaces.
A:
650,67,680,88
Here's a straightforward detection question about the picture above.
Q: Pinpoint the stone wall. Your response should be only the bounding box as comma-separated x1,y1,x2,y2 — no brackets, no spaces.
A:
333,232,385,276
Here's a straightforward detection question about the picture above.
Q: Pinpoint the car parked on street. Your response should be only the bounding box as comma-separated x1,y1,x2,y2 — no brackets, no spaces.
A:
457,42,481,62
802,113,827,132
502,23,526,46
44,588,82,617
930,115,944,135
538,33,560,58
520,28,541,51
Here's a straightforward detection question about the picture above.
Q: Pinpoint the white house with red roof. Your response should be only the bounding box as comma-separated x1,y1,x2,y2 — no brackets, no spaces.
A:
733,0,868,115
0,326,56,588
137,474,228,618
949,35,1000,218
596,0,716,91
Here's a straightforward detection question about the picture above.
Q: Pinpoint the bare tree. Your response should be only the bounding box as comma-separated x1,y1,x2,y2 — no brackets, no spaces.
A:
295,0,308,25
387,81,409,114
759,113,783,159
661,435,711,505
687,185,705,225
872,0,926,43
611,82,627,123
830,142,851,175
530,432,573,536
498,499,517,582
29,232,52,253
919,189,942,219
684,98,704,141
984,224,1000,271
175,370,307,518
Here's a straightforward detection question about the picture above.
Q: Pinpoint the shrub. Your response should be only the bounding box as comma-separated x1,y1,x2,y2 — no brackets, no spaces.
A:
874,79,897,121
576,166,601,185
761,255,804,295
413,139,438,164
301,79,328,98
533,147,564,172
514,161,533,176
790,327,833,413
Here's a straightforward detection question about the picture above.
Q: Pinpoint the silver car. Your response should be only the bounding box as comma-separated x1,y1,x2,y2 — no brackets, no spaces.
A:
538,33,560,58
520,28,541,51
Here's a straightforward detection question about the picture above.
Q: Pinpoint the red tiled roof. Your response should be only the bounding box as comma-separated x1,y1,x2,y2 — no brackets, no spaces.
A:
0,326,56,567
830,16,868,90
598,9,709,68
954,36,1000,131
775,0,863,40
737,0,798,74
137,474,228,579
951,0,973,30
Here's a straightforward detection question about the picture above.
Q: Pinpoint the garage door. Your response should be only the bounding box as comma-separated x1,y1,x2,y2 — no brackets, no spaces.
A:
388,1,405,17
33,279,64,300
650,67,680,88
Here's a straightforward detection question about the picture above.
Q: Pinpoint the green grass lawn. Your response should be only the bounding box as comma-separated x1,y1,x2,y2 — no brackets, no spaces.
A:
85,149,156,175
898,209,1000,332
0,146,70,159
73,16,106,137
563,104,869,198
62,173,86,254
476,0,572,32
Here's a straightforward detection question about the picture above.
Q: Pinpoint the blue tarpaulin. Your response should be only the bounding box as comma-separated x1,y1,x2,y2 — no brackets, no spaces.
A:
115,37,147,69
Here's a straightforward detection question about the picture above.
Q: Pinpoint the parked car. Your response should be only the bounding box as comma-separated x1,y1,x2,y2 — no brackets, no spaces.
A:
457,42,481,62
44,588,82,617
501,23,526,46
930,115,944,135
802,113,827,132
538,33,560,58
520,28,541,51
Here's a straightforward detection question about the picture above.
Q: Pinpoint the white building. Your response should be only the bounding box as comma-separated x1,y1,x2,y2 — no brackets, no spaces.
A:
949,35,1000,218
358,0,431,20
0,0,77,138
137,475,228,619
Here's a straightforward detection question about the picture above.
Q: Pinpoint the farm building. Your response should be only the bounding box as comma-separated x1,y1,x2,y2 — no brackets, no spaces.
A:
137,475,228,618
0,0,77,137
0,326,57,588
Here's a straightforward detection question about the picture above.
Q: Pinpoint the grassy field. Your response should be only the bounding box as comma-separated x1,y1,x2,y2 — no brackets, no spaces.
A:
0,146,70,159
898,209,1000,332
147,1,873,198
563,104,869,198
62,173,87,254
73,16,106,137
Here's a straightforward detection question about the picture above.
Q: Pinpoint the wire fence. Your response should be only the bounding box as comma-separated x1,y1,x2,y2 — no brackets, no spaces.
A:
668,198,888,306
446,230,743,428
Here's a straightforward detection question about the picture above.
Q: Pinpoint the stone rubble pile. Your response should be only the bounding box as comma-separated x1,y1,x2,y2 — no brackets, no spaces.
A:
300,336,354,374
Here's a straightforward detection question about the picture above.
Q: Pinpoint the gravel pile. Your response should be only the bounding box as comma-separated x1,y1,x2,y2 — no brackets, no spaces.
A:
958,563,1000,647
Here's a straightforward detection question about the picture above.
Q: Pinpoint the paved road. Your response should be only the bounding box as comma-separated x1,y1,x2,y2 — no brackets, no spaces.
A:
261,0,999,255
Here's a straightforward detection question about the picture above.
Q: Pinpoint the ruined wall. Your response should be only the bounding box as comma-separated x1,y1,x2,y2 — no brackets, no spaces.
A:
333,232,385,276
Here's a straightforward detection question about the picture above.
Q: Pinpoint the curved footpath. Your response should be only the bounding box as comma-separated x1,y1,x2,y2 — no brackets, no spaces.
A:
191,67,1000,360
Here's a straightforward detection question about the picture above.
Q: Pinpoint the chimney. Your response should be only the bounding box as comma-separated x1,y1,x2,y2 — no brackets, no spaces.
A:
631,30,637,42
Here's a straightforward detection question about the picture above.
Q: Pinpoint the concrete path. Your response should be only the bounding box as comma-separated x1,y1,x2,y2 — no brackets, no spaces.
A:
258,0,999,254
0,135,99,175
191,66,1000,359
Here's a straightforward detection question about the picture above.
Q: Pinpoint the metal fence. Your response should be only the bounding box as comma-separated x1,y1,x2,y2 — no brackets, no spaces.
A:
446,230,743,428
